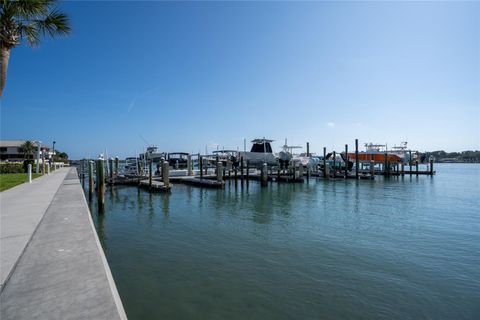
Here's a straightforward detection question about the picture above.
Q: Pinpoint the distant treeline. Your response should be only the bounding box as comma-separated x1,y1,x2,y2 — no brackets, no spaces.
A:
425,150,480,163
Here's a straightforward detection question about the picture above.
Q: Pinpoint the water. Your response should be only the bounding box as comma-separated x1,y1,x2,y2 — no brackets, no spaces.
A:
88,164,480,320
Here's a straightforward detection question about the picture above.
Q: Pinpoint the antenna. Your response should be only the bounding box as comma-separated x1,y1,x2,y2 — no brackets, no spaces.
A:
139,135,150,146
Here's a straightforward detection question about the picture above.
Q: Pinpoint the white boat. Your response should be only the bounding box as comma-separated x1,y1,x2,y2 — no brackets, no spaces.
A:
212,149,239,166
295,153,321,170
238,138,278,166
139,145,166,162
390,141,420,163
124,157,140,176
277,139,301,163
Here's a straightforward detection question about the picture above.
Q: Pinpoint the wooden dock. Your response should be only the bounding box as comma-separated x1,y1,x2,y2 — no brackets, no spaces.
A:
106,175,142,186
170,176,225,188
139,179,171,192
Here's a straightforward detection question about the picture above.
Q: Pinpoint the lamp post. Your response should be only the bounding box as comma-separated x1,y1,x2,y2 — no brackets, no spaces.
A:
52,141,56,167
35,141,41,174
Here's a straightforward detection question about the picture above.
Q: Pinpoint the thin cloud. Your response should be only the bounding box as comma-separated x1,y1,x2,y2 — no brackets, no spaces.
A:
127,85,163,113
327,122,335,128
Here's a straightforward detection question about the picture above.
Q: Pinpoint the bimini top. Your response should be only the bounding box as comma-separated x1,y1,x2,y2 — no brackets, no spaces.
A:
168,152,190,156
250,138,274,153
251,138,274,143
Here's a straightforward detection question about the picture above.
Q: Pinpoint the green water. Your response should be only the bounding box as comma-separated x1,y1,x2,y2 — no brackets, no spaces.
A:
88,164,480,319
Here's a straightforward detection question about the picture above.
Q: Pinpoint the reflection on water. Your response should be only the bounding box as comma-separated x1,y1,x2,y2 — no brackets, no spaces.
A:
86,164,480,320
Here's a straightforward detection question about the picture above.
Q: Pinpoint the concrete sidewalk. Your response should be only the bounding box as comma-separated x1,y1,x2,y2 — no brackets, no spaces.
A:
0,168,69,290
0,168,127,320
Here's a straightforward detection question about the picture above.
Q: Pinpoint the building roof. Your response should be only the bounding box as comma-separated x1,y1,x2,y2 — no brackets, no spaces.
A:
0,140,27,147
0,140,50,149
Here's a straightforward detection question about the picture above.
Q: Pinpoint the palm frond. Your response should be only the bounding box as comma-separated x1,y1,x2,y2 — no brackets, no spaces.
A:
35,9,71,37
18,22,40,46
10,0,53,18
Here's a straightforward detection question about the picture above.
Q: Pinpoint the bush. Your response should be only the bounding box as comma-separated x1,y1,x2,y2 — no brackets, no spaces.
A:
23,160,35,173
0,163,24,174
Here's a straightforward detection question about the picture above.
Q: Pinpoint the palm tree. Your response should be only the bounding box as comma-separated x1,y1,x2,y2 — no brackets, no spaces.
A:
19,140,35,159
0,0,71,97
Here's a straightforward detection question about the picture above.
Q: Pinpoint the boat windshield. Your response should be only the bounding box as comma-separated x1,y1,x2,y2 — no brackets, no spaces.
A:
251,143,273,153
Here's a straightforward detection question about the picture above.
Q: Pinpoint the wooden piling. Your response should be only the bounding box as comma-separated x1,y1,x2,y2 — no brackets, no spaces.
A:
307,142,310,157
95,159,105,212
137,158,141,176
333,151,336,178
355,139,359,179
187,155,192,176
261,163,268,187
240,156,244,182
323,147,327,178
162,161,170,187
409,151,412,175
216,161,223,182
430,157,434,175
109,158,114,181
149,160,153,189
344,144,348,179
114,157,119,176
81,163,85,188
88,161,94,200
416,160,419,176
199,156,203,179
384,152,388,176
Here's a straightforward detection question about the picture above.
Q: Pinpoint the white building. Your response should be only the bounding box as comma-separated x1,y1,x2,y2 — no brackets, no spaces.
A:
0,140,52,162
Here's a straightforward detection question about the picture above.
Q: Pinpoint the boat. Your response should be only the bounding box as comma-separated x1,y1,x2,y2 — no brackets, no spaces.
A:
278,139,302,167
139,145,167,162
167,152,190,169
295,153,321,170
325,152,353,170
124,157,140,176
212,150,239,167
238,138,278,166
347,143,403,162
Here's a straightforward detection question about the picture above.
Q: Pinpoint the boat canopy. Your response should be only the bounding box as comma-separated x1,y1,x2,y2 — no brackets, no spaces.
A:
168,152,190,156
250,138,274,153
251,143,273,153
251,138,273,143
213,150,238,153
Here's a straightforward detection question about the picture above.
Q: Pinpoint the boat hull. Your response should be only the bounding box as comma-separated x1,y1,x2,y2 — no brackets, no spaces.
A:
238,152,278,166
347,153,402,162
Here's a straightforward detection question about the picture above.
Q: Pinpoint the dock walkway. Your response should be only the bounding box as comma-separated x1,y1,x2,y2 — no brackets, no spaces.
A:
0,168,126,320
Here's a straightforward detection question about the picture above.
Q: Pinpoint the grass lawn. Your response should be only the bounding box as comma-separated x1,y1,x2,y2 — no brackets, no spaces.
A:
0,173,42,192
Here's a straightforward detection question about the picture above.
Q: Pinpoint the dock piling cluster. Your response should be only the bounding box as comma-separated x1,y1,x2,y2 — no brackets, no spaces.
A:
76,138,435,214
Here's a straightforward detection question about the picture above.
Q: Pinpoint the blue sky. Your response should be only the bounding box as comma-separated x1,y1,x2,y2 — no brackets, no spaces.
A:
1,1,479,159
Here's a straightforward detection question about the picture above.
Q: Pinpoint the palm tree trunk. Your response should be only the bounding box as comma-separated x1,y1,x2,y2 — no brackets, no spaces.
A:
1,45,11,98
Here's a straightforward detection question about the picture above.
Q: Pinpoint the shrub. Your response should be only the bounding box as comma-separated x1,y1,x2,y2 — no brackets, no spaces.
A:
0,163,24,174
23,160,35,173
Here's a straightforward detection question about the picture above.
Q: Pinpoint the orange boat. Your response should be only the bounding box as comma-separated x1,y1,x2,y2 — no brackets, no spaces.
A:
347,153,402,162
346,143,405,162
